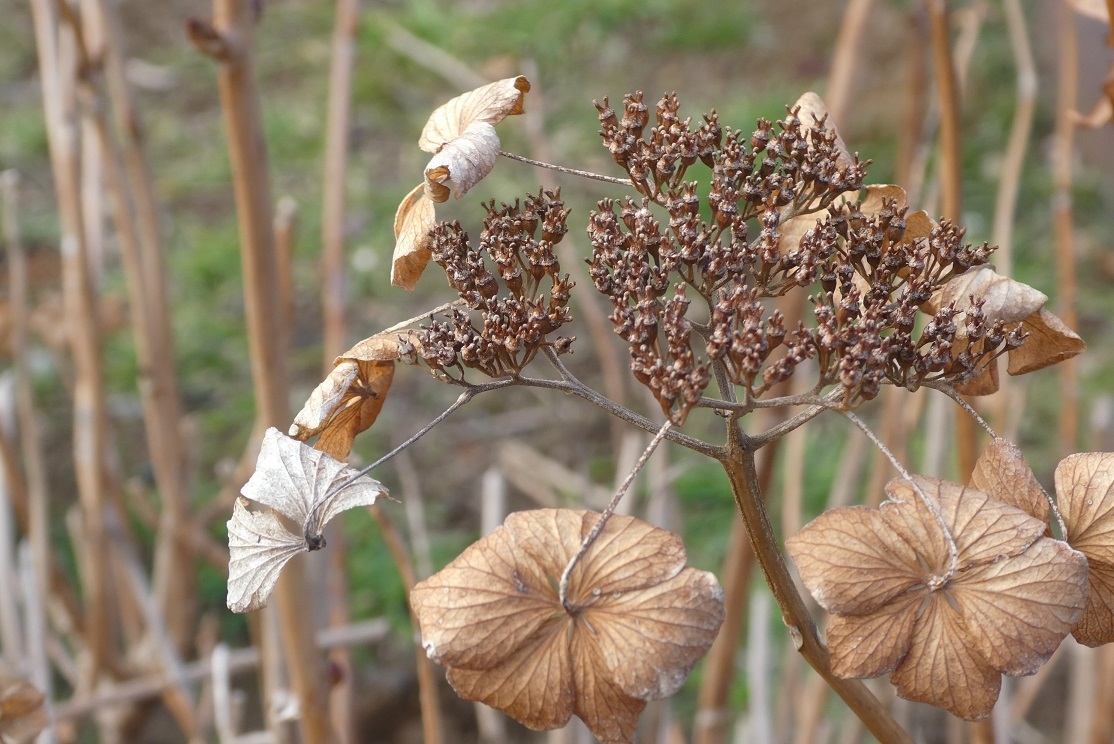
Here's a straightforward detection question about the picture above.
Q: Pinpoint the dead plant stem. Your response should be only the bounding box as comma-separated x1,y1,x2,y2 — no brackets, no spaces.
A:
320,0,359,365
368,507,444,744
30,0,115,677
195,0,329,739
499,150,632,186
719,425,914,744
1054,0,1080,456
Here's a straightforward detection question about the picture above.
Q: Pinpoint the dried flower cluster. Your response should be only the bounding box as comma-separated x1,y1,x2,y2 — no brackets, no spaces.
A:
586,91,1079,421
416,189,576,379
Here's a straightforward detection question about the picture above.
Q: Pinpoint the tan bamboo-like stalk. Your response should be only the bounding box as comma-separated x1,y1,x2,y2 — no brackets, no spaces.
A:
1054,0,1080,457
3,169,58,715
982,0,1037,438
92,0,196,654
928,0,963,224
29,0,115,678
368,506,445,744
929,0,980,494
190,1,331,740
991,0,1035,278
321,0,359,364
825,0,875,126
275,196,298,338
897,9,929,197
320,6,360,733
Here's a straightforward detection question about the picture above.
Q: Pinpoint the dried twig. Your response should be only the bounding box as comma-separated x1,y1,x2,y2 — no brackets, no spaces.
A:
30,0,115,677
320,0,359,365
367,507,444,744
191,1,329,739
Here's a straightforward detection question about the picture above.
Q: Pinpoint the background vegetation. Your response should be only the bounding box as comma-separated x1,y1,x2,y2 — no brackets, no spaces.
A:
1,0,1112,742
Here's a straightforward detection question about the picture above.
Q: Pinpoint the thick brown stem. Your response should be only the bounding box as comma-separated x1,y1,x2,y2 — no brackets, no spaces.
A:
195,1,331,740
719,434,913,744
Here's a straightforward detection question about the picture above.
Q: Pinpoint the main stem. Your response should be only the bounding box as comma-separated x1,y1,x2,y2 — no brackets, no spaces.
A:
719,423,913,744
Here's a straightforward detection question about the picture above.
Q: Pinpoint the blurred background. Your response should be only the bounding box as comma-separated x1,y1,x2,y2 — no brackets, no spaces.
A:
1,0,1113,742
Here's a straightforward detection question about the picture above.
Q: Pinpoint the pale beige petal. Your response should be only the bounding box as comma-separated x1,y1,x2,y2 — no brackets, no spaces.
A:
423,121,500,202
570,620,646,744
289,361,359,439
568,511,688,596
970,438,1050,525
391,182,436,290
338,332,421,364
226,499,307,613
1055,452,1114,645
825,590,923,679
858,184,908,214
1056,452,1114,565
950,537,1087,674
410,519,563,670
952,358,1000,396
1006,307,1086,376
890,593,1002,720
419,75,530,153
787,505,924,615
241,428,387,533
927,265,1047,324
445,619,575,732
903,210,935,243
586,568,724,700
889,477,1045,567
791,92,852,168
1072,561,1114,647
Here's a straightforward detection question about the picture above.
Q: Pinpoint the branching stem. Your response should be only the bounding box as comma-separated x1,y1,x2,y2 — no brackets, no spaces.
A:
532,348,721,457
499,150,632,186
324,384,509,499
558,420,673,613
842,410,959,582
381,299,467,335
718,424,914,744
925,381,997,438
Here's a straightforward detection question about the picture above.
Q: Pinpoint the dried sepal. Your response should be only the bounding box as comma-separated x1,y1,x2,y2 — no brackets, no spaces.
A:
0,673,47,743
1056,452,1114,646
410,509,724,743
929,265,1047,325
1005,307,1086,375
925,266,1085,387
418,75,530,153
788,478,1088,719
970,439,1050,526
392,182,436,290
423,121,500,203
227,428,388,612
289,334,405,461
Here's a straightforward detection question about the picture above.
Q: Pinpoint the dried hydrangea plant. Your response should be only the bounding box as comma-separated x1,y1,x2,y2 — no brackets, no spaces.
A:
227,78,1111,743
